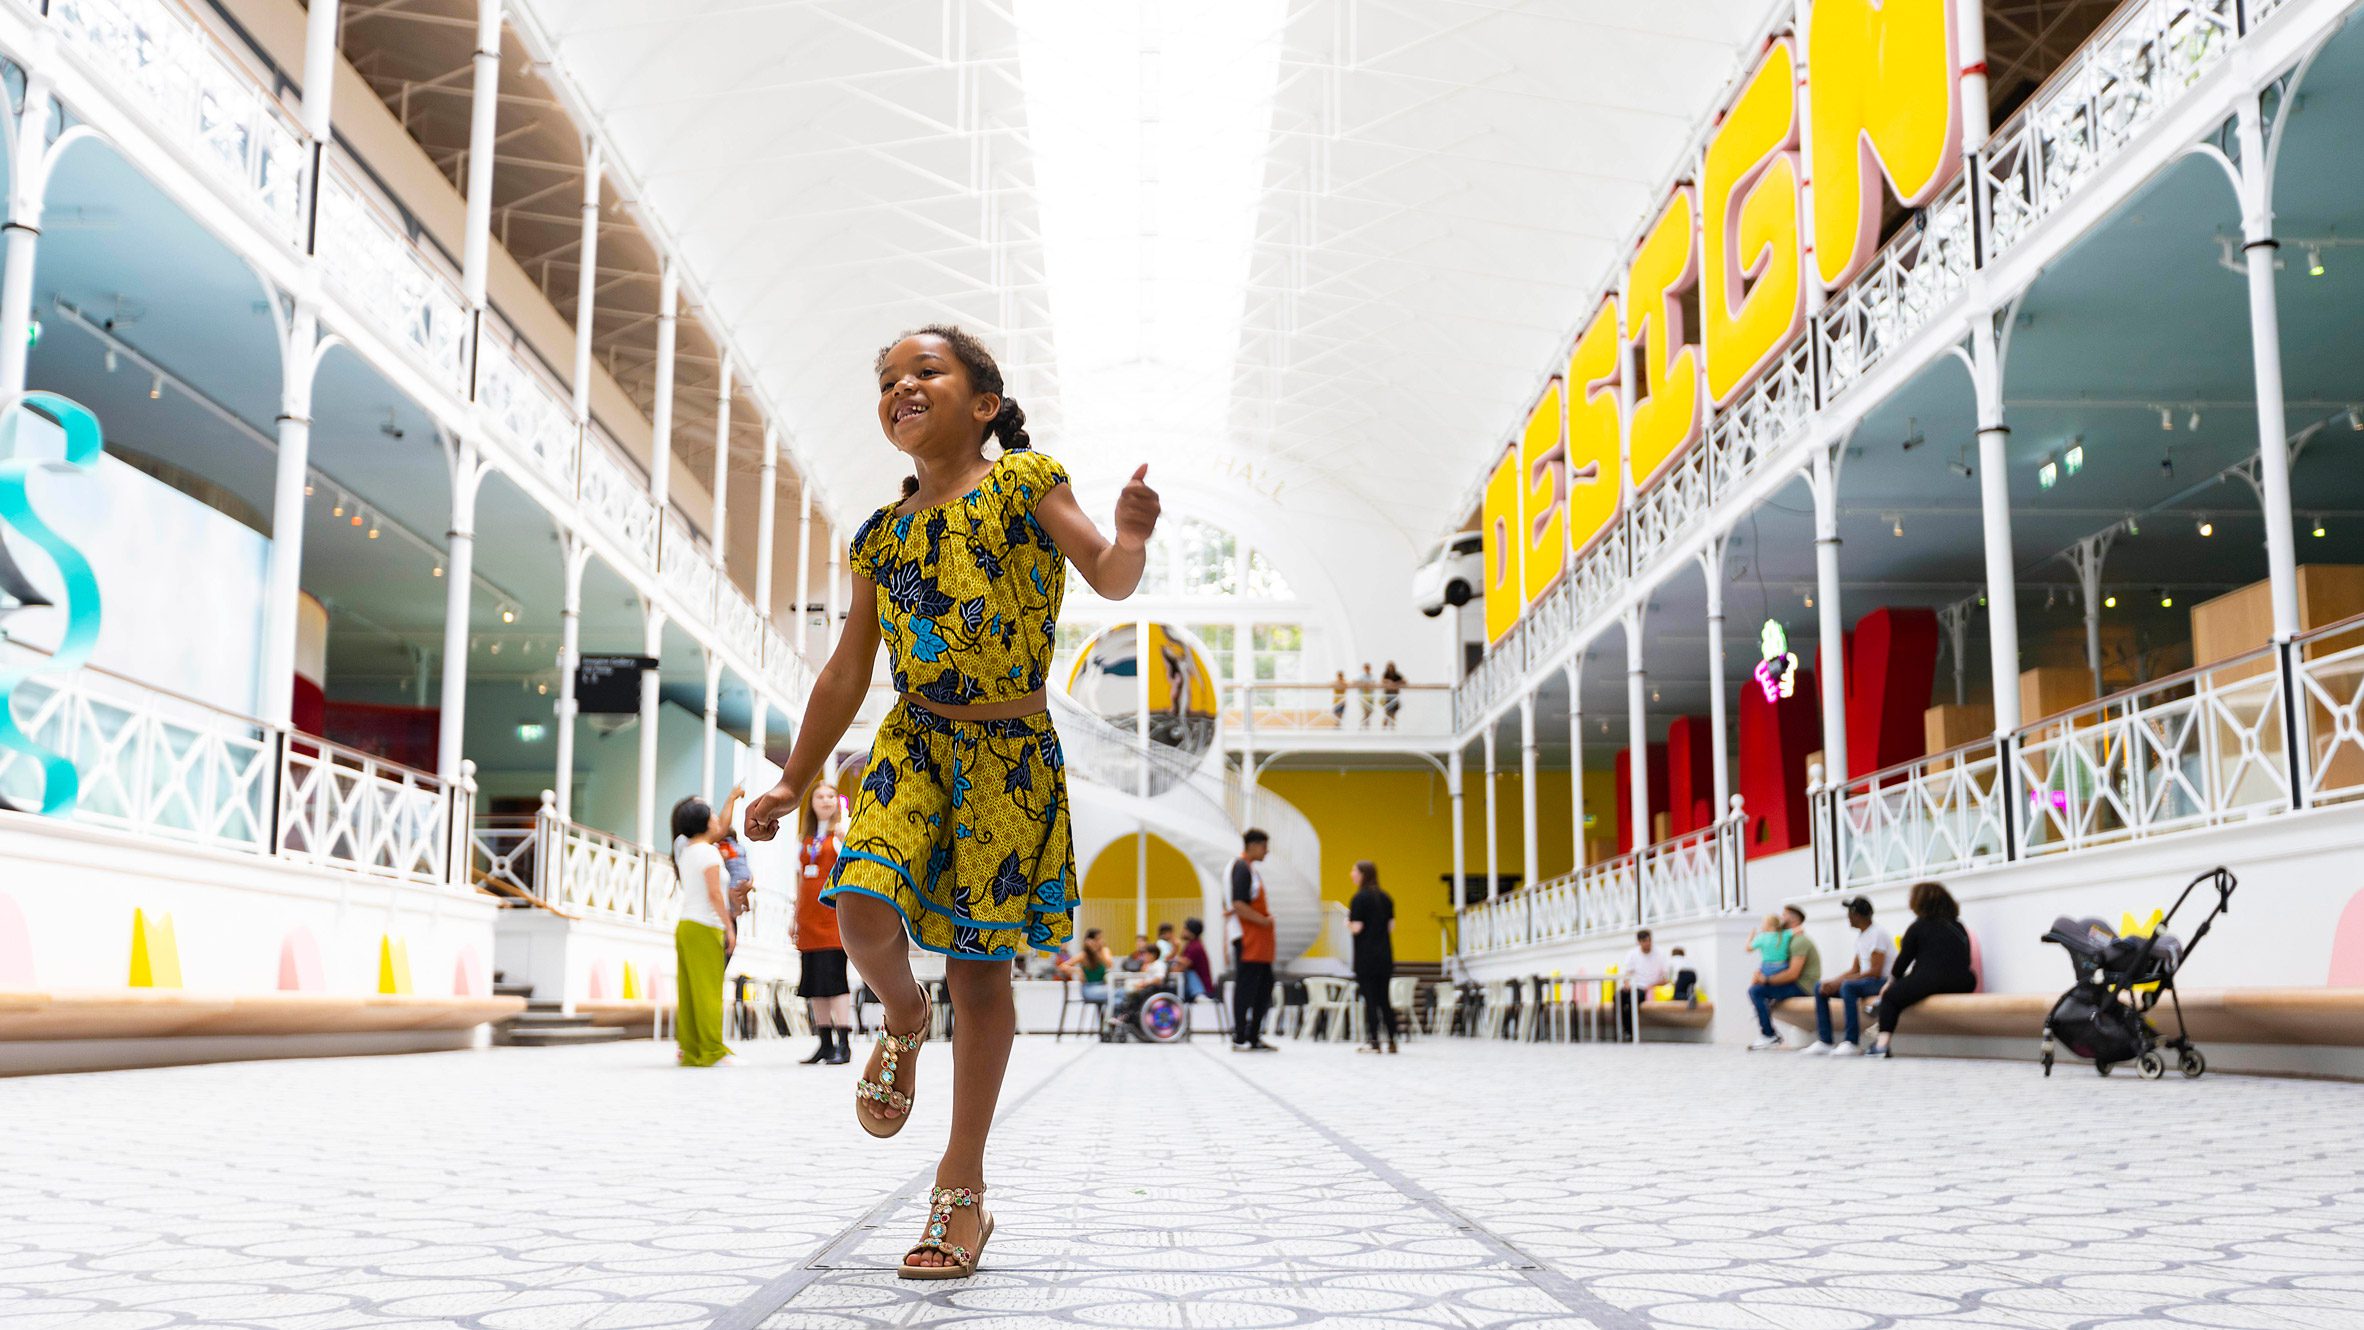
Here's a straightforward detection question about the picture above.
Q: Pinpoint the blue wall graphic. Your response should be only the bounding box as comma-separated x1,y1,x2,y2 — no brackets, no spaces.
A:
0,392,106,816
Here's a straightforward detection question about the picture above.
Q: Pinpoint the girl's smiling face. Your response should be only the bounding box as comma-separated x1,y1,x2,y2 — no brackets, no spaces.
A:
876,334,998,457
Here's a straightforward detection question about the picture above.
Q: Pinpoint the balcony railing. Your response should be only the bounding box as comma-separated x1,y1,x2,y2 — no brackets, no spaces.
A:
1456,809,1745,958
1453,0,2286,734
3,641,474,888
1814,614,2364,892
468,799,679,927
1225,681,1453,739
20,0,808,718
52,0,309,246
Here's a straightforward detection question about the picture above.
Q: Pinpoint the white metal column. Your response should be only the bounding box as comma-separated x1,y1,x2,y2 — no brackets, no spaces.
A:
570,141,602,421
701,652,721,803
299,0,340,140
1702,540,1731,813
436,441,487,783
458,0,502,314
650,263,679,514
0,76,53,406
1448,748,1466,913
554,537,588,820
794,484,814,660
259,301,319,726
637,608,665,849
709,352,733,566
1809,447,1850,776
1518,692,1539,890
2234,100,2301,642
1971,328,2022,736
1136,615,1152,936
1482,726,1499,896
751,425,779,757
826,535,843,639
1624,609,1649,851
1565,657,1585,870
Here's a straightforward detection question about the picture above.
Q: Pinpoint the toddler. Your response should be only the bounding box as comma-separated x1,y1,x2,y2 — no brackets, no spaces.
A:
1747,914,1793,978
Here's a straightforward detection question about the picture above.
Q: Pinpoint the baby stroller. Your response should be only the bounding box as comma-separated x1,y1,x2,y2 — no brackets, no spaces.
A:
2038,867,2236,1079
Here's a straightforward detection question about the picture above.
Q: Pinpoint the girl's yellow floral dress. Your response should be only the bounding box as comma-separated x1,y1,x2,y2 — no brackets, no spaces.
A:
824,449,1078,958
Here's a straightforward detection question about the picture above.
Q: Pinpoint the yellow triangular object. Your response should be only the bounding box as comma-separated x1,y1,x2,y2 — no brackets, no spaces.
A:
621,961,640,1000
128,909,183,989
378,935,415,995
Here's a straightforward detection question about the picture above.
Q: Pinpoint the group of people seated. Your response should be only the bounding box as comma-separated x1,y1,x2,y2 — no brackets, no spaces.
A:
1055,920,1218,1028
1745,882,1978,1057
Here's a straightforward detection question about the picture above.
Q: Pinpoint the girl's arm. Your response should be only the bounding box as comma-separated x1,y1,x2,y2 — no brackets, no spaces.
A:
745,573,883,840
1035,464,1160,599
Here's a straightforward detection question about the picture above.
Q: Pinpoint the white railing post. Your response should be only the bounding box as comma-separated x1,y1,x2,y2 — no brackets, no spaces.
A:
0,75,53,407
651,263,679,517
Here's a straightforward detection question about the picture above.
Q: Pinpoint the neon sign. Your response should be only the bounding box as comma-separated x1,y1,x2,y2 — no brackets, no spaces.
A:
1754,620,1798,703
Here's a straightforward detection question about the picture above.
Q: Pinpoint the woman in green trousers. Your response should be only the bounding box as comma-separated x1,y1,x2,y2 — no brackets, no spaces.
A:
671,795,736,1067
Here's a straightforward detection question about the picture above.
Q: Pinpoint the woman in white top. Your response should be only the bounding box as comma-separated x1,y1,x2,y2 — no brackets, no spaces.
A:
671,794,737,1067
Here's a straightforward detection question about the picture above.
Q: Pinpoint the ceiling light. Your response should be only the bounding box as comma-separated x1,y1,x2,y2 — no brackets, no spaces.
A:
148,374,162,400
490,641,503,655
432,564,444,578
332,498,345,518
2188,409,2202,431
1899,417,1924,452
1651,688,1661,703
2308,245,2326,277
1891,515,1904,538
303,483,313,498
2161,591,2175,609
367,523,380,539
2044,587,2057,611
2104,594,2118,609
536,682,549,696
2063,440,2084,476
2349,407,2362,432
2126,515,2141,536
350,511,364,528
2160,407,2174,432
2313,517,2327,538
2038,460,2059,490
2159,455,2175,479
1803,590,1815,609
2198,517,2214,538
103,347,118,373
1947,457,1973,479
501,606,517,624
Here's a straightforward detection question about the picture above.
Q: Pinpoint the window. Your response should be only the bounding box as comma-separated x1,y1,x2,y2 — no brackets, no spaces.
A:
1185,623,1235,682
1251,623,1303,681
1244,548,1291,599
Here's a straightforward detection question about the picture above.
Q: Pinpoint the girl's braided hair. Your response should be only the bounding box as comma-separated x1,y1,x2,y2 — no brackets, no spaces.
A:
878,324,1028,501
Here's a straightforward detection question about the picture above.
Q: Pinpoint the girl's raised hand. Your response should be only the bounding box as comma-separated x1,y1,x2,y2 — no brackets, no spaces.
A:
1115,464,1160,546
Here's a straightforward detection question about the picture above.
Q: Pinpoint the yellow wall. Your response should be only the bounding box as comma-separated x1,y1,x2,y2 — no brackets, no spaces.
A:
1080,833,1203,900
1261,765,1617,964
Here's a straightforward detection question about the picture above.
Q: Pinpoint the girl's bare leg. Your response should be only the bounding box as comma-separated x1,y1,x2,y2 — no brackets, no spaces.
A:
909,956,1016,1268
835,895,926,1125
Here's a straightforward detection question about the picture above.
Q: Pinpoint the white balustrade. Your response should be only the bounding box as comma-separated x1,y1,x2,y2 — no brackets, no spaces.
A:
2295,617,2364,808
580,423,662,567
1456,813,1740,958
0,644,272,854
1829,740,2010,891
476,322,581,497
1627,444,1713,572
718,585,764,670
2016,649,2289,858
1815,182,1974,403
659,510,720,625
315,155,474,399
539,816,679,925
50,0,309,245
1707,338,1813,494
1977,0,2239,262
1229,681,1454,738
276,738,454,886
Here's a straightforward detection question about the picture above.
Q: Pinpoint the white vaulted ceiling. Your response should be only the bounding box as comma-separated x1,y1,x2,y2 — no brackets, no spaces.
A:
511,0,1778,546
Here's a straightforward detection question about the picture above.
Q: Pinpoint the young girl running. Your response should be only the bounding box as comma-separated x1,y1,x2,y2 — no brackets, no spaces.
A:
746,325,1158,1278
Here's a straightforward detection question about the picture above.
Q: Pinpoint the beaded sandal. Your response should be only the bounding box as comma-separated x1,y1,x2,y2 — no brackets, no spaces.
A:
855,1015,927,1138
898,1185,993,1280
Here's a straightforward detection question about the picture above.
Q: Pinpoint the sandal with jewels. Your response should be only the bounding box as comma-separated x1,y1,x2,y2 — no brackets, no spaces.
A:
898,1185,993,1280
855,1009,928,1138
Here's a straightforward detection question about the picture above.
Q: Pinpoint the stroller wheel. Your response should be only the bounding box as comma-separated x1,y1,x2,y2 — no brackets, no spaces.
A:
2040,1050,2053,1078
2094,1061,2113,1077
2137,1051,2166,1080
2179,1048,2206,1079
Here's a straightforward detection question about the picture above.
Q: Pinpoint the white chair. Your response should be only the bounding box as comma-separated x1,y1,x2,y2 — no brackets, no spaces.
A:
1306,976,1359,1042
1387,976,1420,1039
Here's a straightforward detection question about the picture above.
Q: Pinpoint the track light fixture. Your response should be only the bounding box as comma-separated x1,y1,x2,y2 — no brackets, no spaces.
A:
2160,407,2174,432
103,347,117,373
2188,409,2202,431
2313,516,2328,538
2160,591,2175,609
148,374,162,400
501,605,517,624
2104,594,2118,609
2309,245,2326,277
2198,517,2214,538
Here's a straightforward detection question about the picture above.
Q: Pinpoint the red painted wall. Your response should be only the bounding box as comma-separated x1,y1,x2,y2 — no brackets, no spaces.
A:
1843,607,1940,779
1613,742,1669,854
1737,664,1819,859
322,701,441,774
1663,715,1714,835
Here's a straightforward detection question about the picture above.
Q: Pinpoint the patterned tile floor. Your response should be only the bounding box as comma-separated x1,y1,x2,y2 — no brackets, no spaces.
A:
3,1033,2363,1329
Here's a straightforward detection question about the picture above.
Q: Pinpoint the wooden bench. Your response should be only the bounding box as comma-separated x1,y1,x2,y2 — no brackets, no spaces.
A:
0,990,525,1040
1771,988,2364,1045
1638,1000,1714,1030
577,998,663,1032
